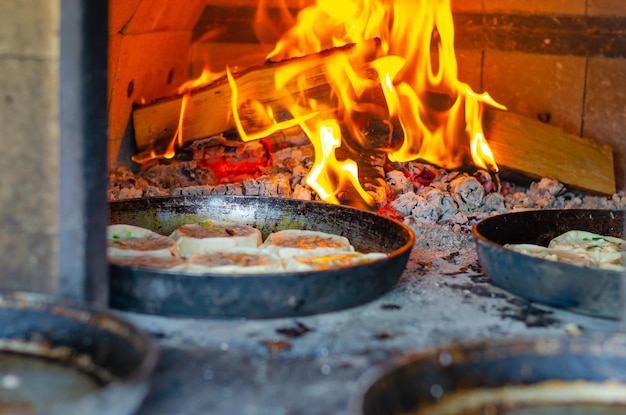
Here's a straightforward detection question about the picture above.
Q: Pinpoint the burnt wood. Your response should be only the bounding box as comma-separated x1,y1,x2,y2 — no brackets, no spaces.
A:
132,52,616,195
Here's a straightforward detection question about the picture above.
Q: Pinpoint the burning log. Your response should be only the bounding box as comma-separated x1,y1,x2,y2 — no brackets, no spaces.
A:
132,44,360,154
132,45,616,196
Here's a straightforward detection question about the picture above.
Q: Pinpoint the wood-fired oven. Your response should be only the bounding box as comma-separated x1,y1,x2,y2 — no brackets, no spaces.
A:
1,0,625,302
2,2,626,415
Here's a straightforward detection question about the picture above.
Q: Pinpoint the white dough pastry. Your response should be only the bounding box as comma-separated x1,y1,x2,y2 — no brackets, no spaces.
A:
506,230,625,271
107,224,180,258
284,251,387,271
109,254,187,271
186,248,283,274
260,229,354,259
170,220,262,258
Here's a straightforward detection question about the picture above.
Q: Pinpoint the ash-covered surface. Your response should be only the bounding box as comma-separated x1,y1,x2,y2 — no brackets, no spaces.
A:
110,142,626,415
122,241,619,415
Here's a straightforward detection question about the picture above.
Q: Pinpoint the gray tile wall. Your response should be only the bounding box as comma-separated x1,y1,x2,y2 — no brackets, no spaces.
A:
0,1,61,292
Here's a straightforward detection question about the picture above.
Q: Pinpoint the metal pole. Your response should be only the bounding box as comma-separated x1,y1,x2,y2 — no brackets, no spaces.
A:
59,0,109,305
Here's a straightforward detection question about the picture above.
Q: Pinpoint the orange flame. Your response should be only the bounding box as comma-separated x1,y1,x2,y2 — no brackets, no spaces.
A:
266,0,505,168
305,119,374,205
227,67,319,142
227,0,506,205
150,0,507,207
132,66,225,164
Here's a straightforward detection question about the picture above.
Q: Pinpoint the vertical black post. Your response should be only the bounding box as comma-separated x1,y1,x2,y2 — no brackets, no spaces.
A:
622,172,626,330
59,0,109,305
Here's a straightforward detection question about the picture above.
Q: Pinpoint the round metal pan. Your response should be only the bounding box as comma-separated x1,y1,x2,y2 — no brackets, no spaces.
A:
472,209,624,319
350,335,626,415
0,290,158,415
108,196,414,319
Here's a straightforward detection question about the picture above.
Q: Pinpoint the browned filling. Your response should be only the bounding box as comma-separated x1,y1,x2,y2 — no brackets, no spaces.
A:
191,252,275,267
274,235,346,249
108,236,175,251
175,223,249,238
109,254,184,269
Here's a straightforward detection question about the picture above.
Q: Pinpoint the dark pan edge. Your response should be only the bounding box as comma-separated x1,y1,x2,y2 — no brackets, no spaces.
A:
472,209,624,319
0,290,159,415
108,196,415,319
348,334,626,415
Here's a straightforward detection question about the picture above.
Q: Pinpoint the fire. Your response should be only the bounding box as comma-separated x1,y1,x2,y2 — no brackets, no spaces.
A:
305,119,375,206
143,0,506,208
230,0,505,206
132,66,225,164
227,68,319,142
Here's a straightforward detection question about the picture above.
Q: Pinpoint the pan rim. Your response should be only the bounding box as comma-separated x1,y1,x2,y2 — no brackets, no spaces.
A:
348,333,626,415
471,208,625,318
108,195,415,278
0,290,159,415
108,195,415,318
472,208,624,276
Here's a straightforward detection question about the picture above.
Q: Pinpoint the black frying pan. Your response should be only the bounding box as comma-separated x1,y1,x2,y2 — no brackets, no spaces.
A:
472,209,624,319
108,196,414,318
350,334,626,415
0,290,158,415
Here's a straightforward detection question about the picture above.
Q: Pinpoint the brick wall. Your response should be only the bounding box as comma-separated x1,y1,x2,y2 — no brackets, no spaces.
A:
453,0,626,189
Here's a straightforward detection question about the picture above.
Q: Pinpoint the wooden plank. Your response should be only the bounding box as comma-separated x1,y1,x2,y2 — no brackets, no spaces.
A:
132,44,361,154
133,48,616,195
483,109,616,195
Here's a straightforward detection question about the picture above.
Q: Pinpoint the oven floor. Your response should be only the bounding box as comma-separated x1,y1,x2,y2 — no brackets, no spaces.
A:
120,244,618,415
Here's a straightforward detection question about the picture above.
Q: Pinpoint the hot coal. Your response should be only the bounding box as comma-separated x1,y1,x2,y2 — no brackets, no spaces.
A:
109,134,626,255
